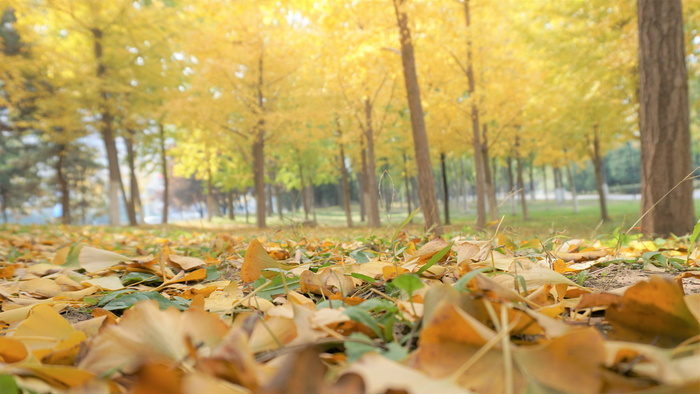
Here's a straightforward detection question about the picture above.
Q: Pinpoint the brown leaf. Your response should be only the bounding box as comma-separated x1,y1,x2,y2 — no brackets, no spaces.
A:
606,275,700,347
514,327,605,394
409,238,450,264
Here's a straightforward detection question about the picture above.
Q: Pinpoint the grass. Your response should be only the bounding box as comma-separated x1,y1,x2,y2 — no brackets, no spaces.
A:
172,195,671,241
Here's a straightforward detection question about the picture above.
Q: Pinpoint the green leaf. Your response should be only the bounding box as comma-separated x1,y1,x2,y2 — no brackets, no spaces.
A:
254,275,301,301
350,249,374,264
350,272,377,284
102,291,190,311
97,289,134,307
205,265,221,281
0,375,19,394
687,220,700,264
415,242,453,275
391,274,424,298
345,332,377,363
344,307,383,339
383,341,409,362
454,267,492,291
120,272,160,286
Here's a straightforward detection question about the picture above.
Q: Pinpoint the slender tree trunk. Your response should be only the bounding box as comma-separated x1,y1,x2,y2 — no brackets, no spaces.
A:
403,151,413,218
393,0,443,234
228,192,235,220
298,161,309,220
243,191,250,223
565,163,579,213
124,130,140,225
338,130,354,228
266,182,274,217
253,49,267,228
309,181,317,222
481,124,498,220
276,186,284,220
364,99,381,227
638,0,695,236
440,152,450,225
92,28,121,226
528,159,536,201
206,165,216,222
359,149,368,222
553,166,565,204
506,156,517,214
542,166,549,201
515,135,529,220
589,125,610,221
56,146,71,225
460,158,468,211
158,123,169,224
252,129,266,228
0,189,7,223
463,0,486,231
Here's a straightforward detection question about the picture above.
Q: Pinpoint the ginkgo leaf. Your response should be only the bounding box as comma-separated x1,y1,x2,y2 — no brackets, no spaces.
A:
240,240,291,283
168,254,207,271
82,276,124,291
78,246,130,273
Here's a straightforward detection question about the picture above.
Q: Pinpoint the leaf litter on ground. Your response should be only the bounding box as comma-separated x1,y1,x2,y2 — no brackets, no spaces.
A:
0,224,699,393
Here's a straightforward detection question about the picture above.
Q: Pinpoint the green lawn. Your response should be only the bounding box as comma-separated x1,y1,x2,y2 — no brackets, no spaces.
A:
175,195,700,240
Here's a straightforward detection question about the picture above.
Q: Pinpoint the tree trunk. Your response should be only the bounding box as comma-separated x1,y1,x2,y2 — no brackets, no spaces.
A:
0,189,7,223
403,151,413,218
506,156,517,214
275,185,283,221
228,191,236,220
463,0,486,231
338,130,354,228
638,0,695,236
440,152,450,225
528,159,536,201
243,191,250,223
253,48,267,229
515,135,529,220
124,130,140,225
553,167,565,205
56,146,71,225
460,158,468,211
542,166,549,201
481,124,498,220
206,166,216,222
393,0,443,234
364,98,381,227
589,125,610,221
92,28,122,226
359,152,367,222
565,163,579,214
252,129,266,228
159,123,169,224
298,160,309,220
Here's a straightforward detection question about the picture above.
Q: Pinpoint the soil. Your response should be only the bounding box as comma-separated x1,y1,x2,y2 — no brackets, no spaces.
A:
61,306,94,324
583,264,700,294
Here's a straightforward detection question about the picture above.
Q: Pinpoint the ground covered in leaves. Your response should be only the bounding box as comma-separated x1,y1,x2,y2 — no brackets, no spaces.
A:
0,224,699,393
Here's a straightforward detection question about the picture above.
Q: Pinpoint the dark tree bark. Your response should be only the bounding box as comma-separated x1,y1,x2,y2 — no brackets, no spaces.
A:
124,130,140,226
528,159,536,201
228,191,236,220
463,0,487,231
158,122,169,224
506,156,517,214
589,125,610,221
363,98,381,227
542,166,549,201
481,124,498,220
243,191,250,224
298,160,309,220
337,127,354,228
440,152,450,225
565,162,579,213
393,0,443,234
253,50,267,228
359,151,367,222
403,151,413,218
638,0,695,236
56,145,71,225
515,135,529,220
553,166,565,205
206,165,216,222
92,28,122,226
